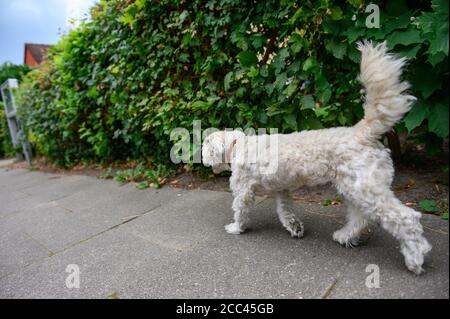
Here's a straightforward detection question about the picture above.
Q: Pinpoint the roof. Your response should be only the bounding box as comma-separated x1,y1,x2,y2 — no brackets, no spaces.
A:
24,43,51,65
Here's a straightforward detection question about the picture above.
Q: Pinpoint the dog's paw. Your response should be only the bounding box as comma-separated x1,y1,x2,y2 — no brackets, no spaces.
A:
333,229,359,248
403,238,430,275
287,219,304,238
406,263,425,275
225,223,244,235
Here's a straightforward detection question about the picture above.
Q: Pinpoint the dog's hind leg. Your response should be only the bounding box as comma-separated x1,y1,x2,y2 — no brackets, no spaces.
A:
276,192,304,238
333,201,369,247
375,193,432,274
339,181,431,274
225,186,255,235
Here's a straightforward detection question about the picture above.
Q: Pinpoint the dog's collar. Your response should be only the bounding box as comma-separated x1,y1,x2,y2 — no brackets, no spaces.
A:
225,138,238,163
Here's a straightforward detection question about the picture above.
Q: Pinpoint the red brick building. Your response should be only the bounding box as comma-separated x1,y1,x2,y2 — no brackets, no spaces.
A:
24,43,50,67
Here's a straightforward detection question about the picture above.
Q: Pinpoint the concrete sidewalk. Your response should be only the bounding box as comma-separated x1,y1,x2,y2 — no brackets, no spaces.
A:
0,168,448,299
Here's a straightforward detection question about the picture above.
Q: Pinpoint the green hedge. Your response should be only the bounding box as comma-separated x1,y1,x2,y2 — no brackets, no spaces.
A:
18,0,448,166
0,106,14,158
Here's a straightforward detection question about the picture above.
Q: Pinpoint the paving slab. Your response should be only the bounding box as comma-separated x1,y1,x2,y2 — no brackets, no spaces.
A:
327,214,449,299
117,192,354,298
55,181,188,232
0,202,98,254
0,190,341,298
0,170,93,217
0,227,179,298
0,168,448,299
0,230,50,278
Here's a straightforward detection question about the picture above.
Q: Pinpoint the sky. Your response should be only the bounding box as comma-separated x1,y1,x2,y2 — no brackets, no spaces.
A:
0,0,97,65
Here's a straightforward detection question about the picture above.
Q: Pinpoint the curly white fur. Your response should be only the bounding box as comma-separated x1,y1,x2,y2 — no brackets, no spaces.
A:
202,41,431,274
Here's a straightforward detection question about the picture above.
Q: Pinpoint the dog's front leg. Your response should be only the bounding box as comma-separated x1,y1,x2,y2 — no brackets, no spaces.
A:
225,188,255,235
333,201,369,247
276,192,304,238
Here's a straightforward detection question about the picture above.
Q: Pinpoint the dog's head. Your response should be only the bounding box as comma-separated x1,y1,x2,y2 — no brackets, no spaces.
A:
202,130,245,174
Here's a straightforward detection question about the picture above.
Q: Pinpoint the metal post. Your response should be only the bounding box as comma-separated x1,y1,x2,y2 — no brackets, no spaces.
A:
0,79,32,165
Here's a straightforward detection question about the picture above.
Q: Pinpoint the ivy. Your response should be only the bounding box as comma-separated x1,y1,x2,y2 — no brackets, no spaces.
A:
16,0,449,167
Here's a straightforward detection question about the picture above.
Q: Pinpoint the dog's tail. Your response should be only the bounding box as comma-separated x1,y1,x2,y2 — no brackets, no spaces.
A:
355,41,416,141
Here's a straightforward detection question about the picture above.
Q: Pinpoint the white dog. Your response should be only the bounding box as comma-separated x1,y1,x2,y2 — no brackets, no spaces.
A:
202,41,431,274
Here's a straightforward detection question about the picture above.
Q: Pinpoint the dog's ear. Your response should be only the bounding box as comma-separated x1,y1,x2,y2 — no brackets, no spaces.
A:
210,137,227,164
202,133,227,165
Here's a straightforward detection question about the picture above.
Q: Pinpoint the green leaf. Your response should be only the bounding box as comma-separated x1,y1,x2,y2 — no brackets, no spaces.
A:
289,34,306,54
347,0,362,8
414,0,448,55
87,87,99,99
384,12,414,34
431,0,449,17
275,72,288,91
386,0,408,16
410,65,441,99
247,67,259,78
272,48,289,72
258,111,268,124
152,182,162,189
387,28,422,47
191,101,210,110
322,199,332,206
114,175,126,184
306,117,323,129
317,88,332,104
224,72,233,91
325,39,347,59
135,0,146,9
260,65,269,77
283,80,299,97
119,12,134,26
178,53,189,63
338,112,347,125
428,102,449,138
178,10,189,24
315,76,332,103
397,44,421,58
136,181,149,189
207,95,220,104
419,199,439,212
283,113,297,129
330,6,343,20
302,57,318,71
237,51,258,67
428,52,446,66
347,46,361,63
428,31,449,55
404,100,428,132
314,106,330,118
145,169,157,180
300,95,315,110
343,27,366,43
442,211,449,220
236,87,246,97
265,83,275,95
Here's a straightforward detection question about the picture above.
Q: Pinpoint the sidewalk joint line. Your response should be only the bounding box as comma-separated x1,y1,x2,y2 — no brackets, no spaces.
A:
49,205,163,256
321,277,338,299
23,232,55,256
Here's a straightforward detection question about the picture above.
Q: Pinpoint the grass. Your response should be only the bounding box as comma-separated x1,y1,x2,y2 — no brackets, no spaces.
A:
419,199,449,220
100,161,176,189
